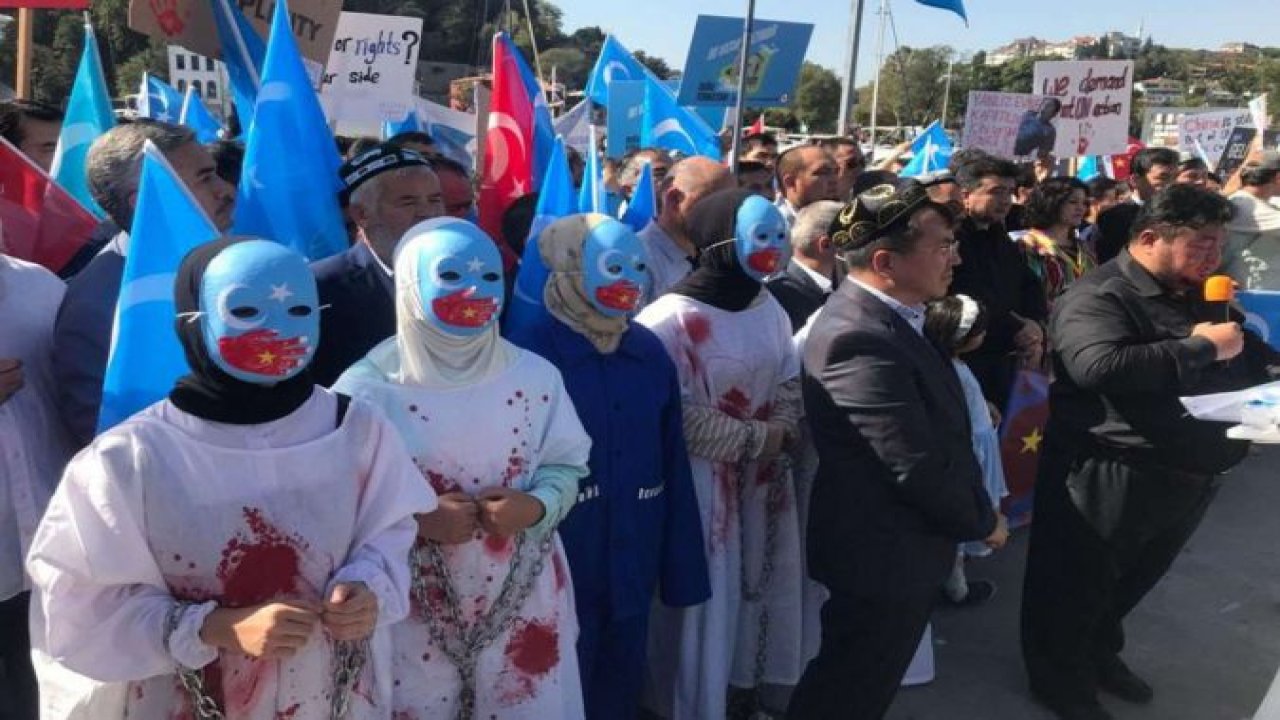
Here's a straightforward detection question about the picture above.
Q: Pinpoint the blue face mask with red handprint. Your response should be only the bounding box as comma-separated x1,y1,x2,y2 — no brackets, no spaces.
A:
196,240,320,384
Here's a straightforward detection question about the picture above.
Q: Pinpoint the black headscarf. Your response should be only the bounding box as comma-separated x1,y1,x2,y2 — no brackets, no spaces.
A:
168,236,316,424
668,187,763,312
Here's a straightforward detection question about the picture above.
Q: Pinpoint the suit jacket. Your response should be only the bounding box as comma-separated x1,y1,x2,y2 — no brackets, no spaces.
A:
767,259,837,333
310,243,396,387
801,281,997,598
1095,202,1141,264
52,232,126,447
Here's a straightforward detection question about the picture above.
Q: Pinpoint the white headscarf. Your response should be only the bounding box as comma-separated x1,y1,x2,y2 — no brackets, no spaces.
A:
360,218,517,389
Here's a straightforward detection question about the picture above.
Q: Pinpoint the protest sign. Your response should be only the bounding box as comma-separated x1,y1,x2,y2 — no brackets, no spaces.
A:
1250,94,1270,137
319,12,424,126
961,91,1056,160
1177,108,1254,169
606,80,645,159
128,0,340,66
1032,60,1134,157
676,15,813,107
1218,127,1280,179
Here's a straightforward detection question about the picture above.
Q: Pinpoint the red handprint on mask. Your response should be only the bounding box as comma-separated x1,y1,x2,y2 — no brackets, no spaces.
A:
149,0,185,36
218,329,309,377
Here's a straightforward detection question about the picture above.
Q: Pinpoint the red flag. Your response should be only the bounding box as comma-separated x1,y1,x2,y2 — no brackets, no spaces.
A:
745,115,765,136
1109,137,1146,181
479,33,533,269
0,137,98,273
997,369,1051,528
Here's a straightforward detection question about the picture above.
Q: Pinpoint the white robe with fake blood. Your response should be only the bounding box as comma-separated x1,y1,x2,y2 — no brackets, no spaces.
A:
335,348,591,720
26,388,436,720
637,293,805,720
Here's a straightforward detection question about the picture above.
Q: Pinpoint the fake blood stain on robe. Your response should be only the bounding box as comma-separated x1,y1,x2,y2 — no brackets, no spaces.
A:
497,619,560,705
217,507,308,605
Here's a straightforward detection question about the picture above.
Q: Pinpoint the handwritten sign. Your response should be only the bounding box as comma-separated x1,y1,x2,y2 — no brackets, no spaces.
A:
961,91,1056,160
128,0,341,66
1177,108,1253,169
1032,60,1134,158
319,12,424,126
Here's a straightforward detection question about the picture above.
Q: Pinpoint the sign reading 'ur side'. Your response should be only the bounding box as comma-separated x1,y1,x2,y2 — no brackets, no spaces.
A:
319,12,424,125
1032,60,1134,158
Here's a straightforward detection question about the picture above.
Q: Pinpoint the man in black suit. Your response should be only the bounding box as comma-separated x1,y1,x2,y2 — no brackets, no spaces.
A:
788,184,1006,720
1094,147,1178,263
767,200,844,332
311,143,444,385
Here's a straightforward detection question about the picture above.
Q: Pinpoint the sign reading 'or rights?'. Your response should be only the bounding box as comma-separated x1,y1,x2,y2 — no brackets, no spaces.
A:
1032,60,1134,158
319,12,424,125
676,15,813,108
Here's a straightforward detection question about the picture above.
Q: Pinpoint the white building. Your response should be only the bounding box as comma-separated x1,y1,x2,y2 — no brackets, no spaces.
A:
166,46,228,120
1136,77,1186,106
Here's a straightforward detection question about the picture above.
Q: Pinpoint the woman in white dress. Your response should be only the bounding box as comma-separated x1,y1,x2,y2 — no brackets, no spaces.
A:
26,237,436,720
334,218,592,720
637,189,805,720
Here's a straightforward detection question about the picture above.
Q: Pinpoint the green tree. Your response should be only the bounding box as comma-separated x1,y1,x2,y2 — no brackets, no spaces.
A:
539,45,589,89
791,61,840,133
633,50,672,80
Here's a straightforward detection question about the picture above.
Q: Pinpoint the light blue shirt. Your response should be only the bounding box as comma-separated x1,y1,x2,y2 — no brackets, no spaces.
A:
851,278,926,335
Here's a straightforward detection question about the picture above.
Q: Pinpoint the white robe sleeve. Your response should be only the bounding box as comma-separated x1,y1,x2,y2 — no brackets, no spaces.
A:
327,401,438,627
26,433,217,682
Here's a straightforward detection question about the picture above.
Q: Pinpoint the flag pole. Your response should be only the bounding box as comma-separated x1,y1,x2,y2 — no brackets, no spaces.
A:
940,51,955,130
727,0,757,173
15,7,33,98
867,0,889,164
837,0,867,137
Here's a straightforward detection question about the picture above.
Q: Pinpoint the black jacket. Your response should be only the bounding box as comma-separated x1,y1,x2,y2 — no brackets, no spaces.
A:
802,281,998,597
310,243,396,387
1047,251,1280,475
767,259,839,333
1094,202,1141,264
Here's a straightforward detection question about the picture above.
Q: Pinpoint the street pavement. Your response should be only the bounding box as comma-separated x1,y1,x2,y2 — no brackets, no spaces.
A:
886,445,1280,720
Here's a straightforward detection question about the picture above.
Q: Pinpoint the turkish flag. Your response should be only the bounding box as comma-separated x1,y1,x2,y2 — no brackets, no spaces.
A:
745,115,765,136
479,33,534,270
0,137,98,273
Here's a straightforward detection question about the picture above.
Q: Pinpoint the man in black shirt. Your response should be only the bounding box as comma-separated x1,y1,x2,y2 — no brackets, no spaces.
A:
1021,185,1280,720
1094,147,1179,263
949,153,1048,412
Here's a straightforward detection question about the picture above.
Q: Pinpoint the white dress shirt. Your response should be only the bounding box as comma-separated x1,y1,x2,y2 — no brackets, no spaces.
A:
0,255,74,600
850,278,926,334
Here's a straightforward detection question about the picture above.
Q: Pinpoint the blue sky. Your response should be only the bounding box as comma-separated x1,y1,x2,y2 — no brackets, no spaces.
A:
556,0,1278,83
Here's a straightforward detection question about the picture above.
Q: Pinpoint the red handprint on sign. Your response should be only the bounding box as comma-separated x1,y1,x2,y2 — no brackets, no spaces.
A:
149,0,185,36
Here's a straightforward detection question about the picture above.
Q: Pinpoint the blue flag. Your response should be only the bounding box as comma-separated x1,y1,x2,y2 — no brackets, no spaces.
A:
233,0,347,261
578,127,607,214
211,0,266,132
138,73,186,124
585,35,652,106
52,22,116,219
382,110,430,141
1240,291,1280,350
641,79,723,160
900,121,954,177
915,0,968,24
507,136,577,330
619,161,656,232
98,142,220,433
180,86,224,144
1076,155,1102,181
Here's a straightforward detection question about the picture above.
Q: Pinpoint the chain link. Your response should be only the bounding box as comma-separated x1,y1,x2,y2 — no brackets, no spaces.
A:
410,526,556,720
733,452,789,717
168,603,364,720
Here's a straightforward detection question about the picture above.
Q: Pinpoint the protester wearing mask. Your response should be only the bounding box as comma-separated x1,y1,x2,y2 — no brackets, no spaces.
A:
334,218,592,719
505,214,710,720
638,189,805,720
311,143,444,386
53,121,236,447
28,237,433,719
1021,185,1280,720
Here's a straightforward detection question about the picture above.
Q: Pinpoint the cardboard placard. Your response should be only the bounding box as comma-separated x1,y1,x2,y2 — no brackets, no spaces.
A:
319,12,424,126
1177,108,1254,168
1032,60,1134,157
128,0,340,66
961,91,1058,160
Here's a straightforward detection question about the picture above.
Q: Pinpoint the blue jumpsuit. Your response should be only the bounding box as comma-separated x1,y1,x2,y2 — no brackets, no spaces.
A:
507,310,711,720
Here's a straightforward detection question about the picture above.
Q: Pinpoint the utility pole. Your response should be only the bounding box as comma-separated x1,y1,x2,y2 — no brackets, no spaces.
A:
836,0,867,137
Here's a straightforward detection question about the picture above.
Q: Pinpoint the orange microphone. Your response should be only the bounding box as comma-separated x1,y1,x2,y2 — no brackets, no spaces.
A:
1204,275,1235,322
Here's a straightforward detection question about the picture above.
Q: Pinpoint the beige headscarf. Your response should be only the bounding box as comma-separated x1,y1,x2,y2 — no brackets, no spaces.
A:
540,214,631,354
358,217,517,389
